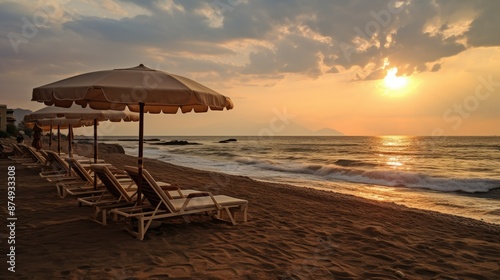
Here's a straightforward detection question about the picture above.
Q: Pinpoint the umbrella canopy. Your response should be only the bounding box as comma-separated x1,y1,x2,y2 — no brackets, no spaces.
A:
25,117,93,156
24,105,140,122
32,64,233,113
24,106,139,158
25,117,94,129
32,64,233,203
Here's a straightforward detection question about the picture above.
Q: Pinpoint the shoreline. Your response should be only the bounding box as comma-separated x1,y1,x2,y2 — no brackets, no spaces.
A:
2,143,500,278
118,139,500,226
51,141,500,226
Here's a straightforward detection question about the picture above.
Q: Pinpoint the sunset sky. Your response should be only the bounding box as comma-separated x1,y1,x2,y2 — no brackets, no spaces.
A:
1,0,500,136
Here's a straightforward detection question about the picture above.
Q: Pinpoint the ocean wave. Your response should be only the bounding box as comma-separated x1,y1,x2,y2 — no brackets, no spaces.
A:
375,151,420,156
234,156,500,193
201,151,238,158
442,144,500,149
283,147,319,152
334,159,378,167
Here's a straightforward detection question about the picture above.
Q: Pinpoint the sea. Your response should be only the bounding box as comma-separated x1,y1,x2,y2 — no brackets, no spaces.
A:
99,136,500,224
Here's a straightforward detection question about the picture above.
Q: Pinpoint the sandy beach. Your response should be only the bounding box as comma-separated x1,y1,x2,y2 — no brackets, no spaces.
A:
2,144,499,279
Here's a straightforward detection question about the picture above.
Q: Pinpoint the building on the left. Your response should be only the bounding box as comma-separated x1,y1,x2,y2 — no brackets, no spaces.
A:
0,104,16,132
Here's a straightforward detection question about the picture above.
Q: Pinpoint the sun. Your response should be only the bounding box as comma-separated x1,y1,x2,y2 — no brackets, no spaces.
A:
384,67,408,90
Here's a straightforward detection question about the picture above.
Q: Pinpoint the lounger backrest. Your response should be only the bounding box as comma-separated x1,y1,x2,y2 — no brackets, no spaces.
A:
27,146,46,164
124,166,175,213
12,144,25,156
46,150,69,171
92,165,132,202
19,144,36,161
66,158,93,183
39,150,51,165
19,145,42,163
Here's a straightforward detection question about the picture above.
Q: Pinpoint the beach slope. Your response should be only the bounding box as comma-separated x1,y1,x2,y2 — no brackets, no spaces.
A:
1,152,499,279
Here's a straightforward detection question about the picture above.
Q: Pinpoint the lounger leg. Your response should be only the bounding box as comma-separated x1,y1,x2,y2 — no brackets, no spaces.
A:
242,205,248,223
56,183,69,198
220,206,248,224
138,217,145,241
123,217,139,239
137,204,162,240
61,187,68,198
56,184,63,198
102,209,107,226
91,206,102,225
224,207,237,225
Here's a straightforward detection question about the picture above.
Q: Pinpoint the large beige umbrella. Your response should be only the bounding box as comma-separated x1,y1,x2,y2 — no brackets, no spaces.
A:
32,64,233,203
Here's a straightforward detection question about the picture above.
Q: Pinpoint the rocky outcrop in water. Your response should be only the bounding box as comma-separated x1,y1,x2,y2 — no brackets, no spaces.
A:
219,138,237,143
99,143,125,153
150,140,201,145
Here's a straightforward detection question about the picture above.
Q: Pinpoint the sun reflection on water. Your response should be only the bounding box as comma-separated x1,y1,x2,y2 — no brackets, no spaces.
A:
376,135,415,170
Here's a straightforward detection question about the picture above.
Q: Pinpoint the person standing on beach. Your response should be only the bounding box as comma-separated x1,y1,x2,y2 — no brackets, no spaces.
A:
32,122,43,151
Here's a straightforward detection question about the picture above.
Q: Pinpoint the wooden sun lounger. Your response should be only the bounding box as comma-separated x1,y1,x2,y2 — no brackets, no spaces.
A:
110,166,248,240
38,150,73,178
9,144,46,167
77,164,137,225
56,158,110,198
39,150,86,182
8,143,28,159
78,164,201,225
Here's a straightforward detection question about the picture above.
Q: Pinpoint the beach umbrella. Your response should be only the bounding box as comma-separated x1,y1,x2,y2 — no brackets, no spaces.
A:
24,105,139,159
28,117,94,129
25,106,140,188
24,117,93,155
32,64,233,203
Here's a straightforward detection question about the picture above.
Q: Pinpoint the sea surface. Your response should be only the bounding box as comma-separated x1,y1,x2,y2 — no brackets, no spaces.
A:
100,136,500,224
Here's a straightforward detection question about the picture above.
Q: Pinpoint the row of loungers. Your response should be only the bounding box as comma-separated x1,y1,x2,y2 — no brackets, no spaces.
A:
4,142,248,240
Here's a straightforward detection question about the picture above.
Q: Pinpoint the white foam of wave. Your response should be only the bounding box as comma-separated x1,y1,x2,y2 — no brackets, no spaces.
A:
234,156,500,193
124,147,499,193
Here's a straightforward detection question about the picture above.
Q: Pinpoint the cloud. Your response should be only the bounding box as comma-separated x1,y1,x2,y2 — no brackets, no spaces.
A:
1,0,500,90
431,63,441,72
466,1,500,47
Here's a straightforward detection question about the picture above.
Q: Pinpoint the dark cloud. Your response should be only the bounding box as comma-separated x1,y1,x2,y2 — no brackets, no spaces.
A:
467,1,500,46
364,69,387,81
234,0,495,79
431,63,442,72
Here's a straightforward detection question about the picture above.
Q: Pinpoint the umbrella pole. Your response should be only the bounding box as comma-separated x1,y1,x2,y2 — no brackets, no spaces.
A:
137,102,145,205
57,125,61,155
67,124,73,176
49,122,52,148
68,124,73,157
93,118,98,190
